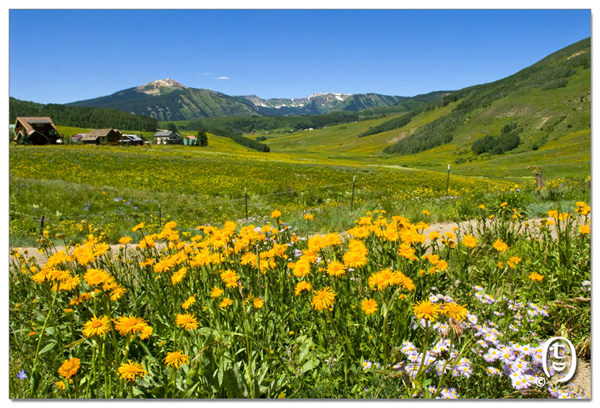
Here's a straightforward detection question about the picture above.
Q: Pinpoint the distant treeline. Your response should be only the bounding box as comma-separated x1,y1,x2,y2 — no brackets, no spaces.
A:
181,111,361,134
9,98,158,132
383,37,591,156
471,122,522,155
177,92,449,135
358,94,458,138
210,129,270,152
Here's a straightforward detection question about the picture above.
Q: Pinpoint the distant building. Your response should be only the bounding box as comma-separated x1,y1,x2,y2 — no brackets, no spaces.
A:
13,117,59,145
121,134,145,146
81,129,123,145
154,131,183,145
184,135,198,146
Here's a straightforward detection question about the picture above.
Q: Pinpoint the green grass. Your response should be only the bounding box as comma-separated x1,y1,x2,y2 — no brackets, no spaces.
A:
256,67,590,182
9,143,516,246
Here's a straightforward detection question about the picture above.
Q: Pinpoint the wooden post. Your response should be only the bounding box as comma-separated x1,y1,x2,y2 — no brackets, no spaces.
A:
38,215,45,237
350,176,356,210
245,188,248,220
535,172,544,188
446,164,450,195
158,204,162,229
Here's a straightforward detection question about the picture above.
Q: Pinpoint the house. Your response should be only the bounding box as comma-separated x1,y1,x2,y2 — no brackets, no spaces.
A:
153,131,183,145
184,135,198,146
13,117,59,145
71,134,84,144
81,129,123,145
121,134,145,146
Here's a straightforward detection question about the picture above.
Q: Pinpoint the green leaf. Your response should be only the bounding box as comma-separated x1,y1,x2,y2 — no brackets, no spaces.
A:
149,385,166,398
300,357,320,374
296,336,314,363
217,358,224,387
222,362,248,398
38,341,56,355
184,383,200,398
186,364,200,387
29,366,41,397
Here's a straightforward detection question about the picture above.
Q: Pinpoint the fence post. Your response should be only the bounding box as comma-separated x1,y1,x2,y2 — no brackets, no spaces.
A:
350,176,356,210
158,204,162,229
38,215,45,237
446,164,450,195
245,188,248,220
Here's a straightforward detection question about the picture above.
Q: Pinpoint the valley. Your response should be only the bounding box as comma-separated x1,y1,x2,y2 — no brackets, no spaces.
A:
7,11,592,400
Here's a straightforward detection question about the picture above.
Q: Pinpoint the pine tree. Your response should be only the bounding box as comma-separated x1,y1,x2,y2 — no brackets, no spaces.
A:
197,129,208,146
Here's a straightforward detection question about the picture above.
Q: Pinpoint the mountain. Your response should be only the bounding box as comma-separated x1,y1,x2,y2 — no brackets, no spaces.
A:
67,79,260,121
378,37,591,157
264,38,590,179
241,92,407,116
66,79,407,121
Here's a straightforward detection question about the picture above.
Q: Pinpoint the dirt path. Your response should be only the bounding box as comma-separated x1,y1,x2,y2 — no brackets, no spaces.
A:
569,359,591,397
11,214,581,265
9,218,474,265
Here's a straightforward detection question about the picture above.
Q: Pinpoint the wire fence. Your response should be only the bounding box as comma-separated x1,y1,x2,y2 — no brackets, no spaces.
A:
9,179,359,234
10,166,460,237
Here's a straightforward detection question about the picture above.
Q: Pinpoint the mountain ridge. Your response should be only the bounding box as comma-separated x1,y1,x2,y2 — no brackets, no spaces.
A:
66,80,408,121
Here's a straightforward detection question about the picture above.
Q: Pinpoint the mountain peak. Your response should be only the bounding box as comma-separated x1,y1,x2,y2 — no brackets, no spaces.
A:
137,78,187,95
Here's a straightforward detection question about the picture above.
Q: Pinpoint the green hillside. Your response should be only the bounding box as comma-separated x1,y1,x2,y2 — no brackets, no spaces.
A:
382,38,590,157
266,100,460,157
66,79,418,121
68,87,260,121
263,38,591,180
10,38,590,182
9,98,158,132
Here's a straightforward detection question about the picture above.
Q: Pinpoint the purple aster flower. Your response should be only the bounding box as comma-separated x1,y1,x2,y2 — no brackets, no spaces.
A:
407,353,420,363
458,365,473,378
467,313,478,325
433,322,449,336
484,348,500,362
438,387,459,399
510,374,530,390
17,370,27,380
404,364,419,378
487,367,502,376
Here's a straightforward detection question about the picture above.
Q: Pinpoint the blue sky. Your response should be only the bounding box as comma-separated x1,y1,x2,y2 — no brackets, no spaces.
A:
9,9,591,104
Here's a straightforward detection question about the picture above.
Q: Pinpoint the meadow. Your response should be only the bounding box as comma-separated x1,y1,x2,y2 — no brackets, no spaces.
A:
8,139,591,399
8,143,522,247
9,200,591,398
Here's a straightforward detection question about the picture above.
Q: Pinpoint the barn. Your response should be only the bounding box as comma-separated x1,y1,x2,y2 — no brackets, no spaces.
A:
81,129,123,145
154,131,183,145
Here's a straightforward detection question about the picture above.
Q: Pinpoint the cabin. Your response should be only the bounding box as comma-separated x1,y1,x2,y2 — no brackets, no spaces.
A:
81,129,123,145
121,134,145,146
13,117,59,145
184,135,198,146
154,131,183,145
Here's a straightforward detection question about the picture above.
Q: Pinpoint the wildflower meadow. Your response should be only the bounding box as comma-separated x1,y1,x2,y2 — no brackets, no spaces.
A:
9,197,591,399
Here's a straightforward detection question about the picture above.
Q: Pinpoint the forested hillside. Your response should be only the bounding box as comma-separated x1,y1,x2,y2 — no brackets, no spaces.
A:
9,98,158,132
